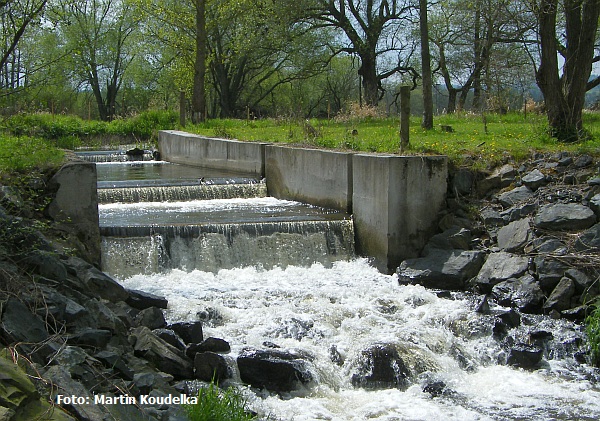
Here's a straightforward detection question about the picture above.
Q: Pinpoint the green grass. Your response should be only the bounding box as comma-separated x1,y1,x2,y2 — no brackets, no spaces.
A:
0,136,65,173
183,382,256,421
188,111,600,169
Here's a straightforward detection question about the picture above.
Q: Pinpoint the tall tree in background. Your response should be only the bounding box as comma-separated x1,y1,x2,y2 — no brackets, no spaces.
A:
535,0,600,141
419,0,433,128
191,0,206,123
51,0,140,121
305,0,417,107
0,0,48,91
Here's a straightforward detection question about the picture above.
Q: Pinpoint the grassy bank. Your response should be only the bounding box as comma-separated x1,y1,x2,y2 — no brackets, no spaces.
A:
189,111,600,169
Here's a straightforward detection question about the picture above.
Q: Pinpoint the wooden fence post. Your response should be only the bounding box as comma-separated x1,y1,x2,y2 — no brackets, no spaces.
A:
180,91,186,127
400,86,410,152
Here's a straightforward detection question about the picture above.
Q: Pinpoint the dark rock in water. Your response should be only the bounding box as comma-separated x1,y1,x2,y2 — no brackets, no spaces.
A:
237,348,314,392
534,203,596,231
498,309,521,329
170,321,204,345
423,380,450,397
153,329,186,350
195,337,231,354
544,277,576,312
194,352,232,383
491,275,544,314
561,306,589,322
126,289,168,310
126,147,145,157
130,326,194,380
329,345,345,366
574,223,600,252
397,250,485,290
134,306,167,330
471,252,529,293
475,295,491,314
507,344,543,369
350,343,410,390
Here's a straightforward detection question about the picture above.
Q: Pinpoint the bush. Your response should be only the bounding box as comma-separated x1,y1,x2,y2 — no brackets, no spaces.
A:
586,305,600,366
183,382,256,421
0,136,64,172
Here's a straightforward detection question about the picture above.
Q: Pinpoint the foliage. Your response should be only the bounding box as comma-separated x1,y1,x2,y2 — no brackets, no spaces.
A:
585,304,600,366
0,136,64,173
183,382,256,421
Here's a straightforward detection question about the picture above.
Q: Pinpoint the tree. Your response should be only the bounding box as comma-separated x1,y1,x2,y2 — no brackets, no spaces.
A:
192,0,206,123
50,0,140,121
419,0,434,128
535,0,600,141
305,0,418,107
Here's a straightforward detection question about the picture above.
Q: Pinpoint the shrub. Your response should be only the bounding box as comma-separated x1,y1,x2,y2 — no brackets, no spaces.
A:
586,304,600,366
183,382,256,421
0,136,64,172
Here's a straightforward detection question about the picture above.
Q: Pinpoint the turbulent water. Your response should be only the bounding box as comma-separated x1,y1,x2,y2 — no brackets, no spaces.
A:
116,259,600,421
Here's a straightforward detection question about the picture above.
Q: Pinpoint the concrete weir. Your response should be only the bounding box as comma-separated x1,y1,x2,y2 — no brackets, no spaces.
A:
158,131,448,273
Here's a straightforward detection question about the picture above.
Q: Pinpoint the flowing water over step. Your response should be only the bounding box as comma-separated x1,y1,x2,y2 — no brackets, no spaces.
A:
92,154,600,420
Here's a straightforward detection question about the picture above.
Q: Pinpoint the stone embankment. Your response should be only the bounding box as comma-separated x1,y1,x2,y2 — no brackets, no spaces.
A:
0,152,599,420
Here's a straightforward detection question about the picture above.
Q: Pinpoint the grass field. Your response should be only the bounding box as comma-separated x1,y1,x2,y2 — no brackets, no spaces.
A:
188,111,600,169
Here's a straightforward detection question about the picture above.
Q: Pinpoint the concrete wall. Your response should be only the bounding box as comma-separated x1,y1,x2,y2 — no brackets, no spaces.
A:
353,154,448,274
265,145,353,212
47,161,101,266
159,130,268,177
158,131,448,273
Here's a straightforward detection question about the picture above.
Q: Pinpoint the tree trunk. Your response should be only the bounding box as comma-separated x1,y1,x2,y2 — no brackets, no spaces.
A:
358,55,379,107
536,0,600,141
419,0,433,129
192,0,207,124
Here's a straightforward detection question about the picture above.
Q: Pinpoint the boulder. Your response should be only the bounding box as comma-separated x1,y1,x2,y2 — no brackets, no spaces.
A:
451,169,475,196
506,344,543,369
64,256,129,303
67,328,112,349
397,250,485,290
194,352,232,383
169,322,204,345
126,289,168,310
522,169,547,190
497,186,533,207
0,297,48,344
500,203,537,223
477,165,516,195
543,277,576,312
534,203,596,231
130,326,194,380
350,343,411,390
134,307,167,330
534,256,569,292
187,337,231,358
497,218,532,252
471,252,530,293
480,207,504,227
491,274,545,313
237,348,314,392
574,223,600,252
590,194,600,218
422,226,471,253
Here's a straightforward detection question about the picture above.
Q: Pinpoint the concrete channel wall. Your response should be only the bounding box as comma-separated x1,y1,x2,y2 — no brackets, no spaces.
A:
158,131,448,273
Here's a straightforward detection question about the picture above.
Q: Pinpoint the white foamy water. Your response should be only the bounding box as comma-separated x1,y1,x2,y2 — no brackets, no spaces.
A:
117,259,600,421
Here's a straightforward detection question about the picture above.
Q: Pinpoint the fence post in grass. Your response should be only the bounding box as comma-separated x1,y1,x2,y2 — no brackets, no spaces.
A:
180,91,186,127
400,86,411,152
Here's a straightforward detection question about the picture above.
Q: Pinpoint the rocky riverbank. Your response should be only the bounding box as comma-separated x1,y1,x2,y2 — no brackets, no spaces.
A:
0,151,599,420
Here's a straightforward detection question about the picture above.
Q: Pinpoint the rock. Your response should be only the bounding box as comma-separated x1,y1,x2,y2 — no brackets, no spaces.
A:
126,289,168,310
534,203,596,231
506,344,543,369
590,194,600,218
423,380,451,397
561,306,589,322
451,170,475,196
0,297,48,344
500,203,537,223
95,350,135,381
471,252,529,293
64,256,129,303
237,348,314,392
522,169,546,190
169,322,204,345
491,274,545,313
477,165,516,195
574,223,600,251
135,307,167,330
67,328,112,348
497,218,532,252
497,186,534,207
21,250,68,282
350,343,411,390
534,256,569,292
187,337,231,357
153,329,186,350
422,226,472,253
529,237,568,255
194,352,232,383
130,326,194,380
574,154,593,168
475,295,491,314
544,277,576,312
480,207,504,226
397,250,485,290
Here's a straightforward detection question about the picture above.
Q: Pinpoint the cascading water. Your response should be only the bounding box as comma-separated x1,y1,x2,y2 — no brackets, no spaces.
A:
92,154,600,421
